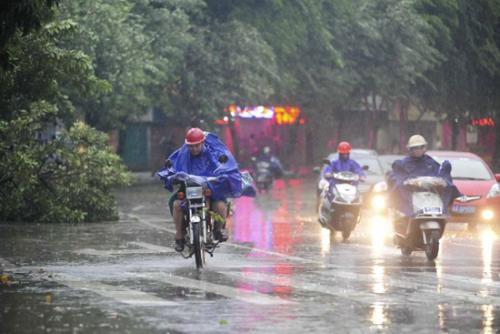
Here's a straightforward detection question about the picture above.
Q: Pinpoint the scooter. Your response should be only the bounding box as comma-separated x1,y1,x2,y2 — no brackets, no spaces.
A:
253,158,274,192
318,171,362,241
391,176,448,261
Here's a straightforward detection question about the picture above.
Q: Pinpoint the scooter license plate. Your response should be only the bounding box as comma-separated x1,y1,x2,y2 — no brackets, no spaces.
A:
451,205,476,214
423,207,442,215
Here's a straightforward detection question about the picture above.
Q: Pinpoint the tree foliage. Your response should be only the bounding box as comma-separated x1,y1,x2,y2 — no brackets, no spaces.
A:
0,11,130,223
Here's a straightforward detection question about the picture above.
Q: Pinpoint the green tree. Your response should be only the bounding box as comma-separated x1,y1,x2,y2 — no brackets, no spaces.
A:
0,14,131,223
58,0,202,131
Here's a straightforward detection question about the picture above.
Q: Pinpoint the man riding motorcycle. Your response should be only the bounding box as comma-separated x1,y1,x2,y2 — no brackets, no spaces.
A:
163,128,246,252
255,146,284,178
387,134,461,230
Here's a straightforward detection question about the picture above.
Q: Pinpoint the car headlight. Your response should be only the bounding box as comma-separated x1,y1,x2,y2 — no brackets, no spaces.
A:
373,181,388,193
487,183,500,198
481,209,494,220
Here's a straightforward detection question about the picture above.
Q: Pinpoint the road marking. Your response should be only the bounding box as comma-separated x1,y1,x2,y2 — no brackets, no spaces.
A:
222,270,399,305
134,215,322,264
321,269,500,305
75,248,173,257
55,273,178,306
134,272,294,305
128,241,175,253
0,257,16,271
131,205,145,212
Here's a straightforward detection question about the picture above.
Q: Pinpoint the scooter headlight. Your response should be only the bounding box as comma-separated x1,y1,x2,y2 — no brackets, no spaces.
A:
371,194,386,210
487,183,500,199
373,181,388,193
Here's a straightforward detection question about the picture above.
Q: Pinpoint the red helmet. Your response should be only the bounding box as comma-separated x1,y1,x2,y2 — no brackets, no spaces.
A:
185,128,205,145
337,141,351,154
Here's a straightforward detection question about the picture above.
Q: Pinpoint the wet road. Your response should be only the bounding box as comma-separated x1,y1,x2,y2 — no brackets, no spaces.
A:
1,177,499,333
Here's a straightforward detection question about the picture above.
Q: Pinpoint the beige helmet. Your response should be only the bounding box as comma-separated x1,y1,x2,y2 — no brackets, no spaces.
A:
407,134,427,148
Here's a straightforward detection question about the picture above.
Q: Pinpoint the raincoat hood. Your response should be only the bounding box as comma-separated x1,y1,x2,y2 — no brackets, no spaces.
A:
158,133,256,198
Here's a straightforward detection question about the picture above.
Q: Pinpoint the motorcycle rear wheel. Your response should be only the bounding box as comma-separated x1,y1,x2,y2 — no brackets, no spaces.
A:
192,223,204,269
425,231,440,261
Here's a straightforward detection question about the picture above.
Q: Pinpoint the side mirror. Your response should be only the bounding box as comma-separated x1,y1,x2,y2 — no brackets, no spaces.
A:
362,165,369,171
164,159,173,168
313,166,321,174
496,173,500,182
218,154,228,163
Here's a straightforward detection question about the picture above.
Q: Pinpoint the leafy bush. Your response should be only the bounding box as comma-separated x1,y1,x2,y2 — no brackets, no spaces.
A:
0,103,131,223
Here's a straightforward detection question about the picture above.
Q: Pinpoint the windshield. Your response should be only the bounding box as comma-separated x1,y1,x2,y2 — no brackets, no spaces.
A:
432,156,493,181
356,157,383,175
322,156,384,176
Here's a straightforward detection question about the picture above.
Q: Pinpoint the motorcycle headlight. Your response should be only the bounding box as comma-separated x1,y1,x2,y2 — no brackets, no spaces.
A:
487,183,500,199
373,181,388,193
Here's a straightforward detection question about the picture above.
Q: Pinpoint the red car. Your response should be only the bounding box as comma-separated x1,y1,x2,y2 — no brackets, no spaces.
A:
428,150,500,231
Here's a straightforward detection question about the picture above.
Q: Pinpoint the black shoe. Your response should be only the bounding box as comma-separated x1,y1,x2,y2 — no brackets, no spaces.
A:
214,228,228,242
174,239,185,252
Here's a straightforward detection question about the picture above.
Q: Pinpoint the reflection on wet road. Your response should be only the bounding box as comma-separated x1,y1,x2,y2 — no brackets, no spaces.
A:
1,178,499,333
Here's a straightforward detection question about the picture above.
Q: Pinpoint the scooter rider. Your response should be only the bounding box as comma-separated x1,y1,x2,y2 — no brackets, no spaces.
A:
165,128,239,252
323,141,366,182
387,134,460,230
257,146,284,178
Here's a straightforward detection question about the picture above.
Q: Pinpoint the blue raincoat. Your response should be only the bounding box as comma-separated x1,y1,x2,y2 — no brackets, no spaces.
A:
157,132,256,200
387,155,461,216
324,158,366,182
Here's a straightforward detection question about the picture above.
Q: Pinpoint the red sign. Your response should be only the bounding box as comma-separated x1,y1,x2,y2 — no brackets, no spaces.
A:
471,118,495,127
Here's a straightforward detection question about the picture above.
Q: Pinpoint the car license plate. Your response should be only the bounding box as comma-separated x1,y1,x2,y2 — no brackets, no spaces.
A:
451,205,476,214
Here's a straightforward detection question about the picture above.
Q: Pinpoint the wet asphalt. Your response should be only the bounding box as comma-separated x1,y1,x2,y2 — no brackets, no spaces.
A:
0,177,499,333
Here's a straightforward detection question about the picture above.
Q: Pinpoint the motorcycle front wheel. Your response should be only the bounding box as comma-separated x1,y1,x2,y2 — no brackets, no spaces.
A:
341,229,351,242
424,231,440,261
401,246,412,256
192,223,204,269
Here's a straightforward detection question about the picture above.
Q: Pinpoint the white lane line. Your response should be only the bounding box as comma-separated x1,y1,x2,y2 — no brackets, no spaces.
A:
133,215,499,273
74,248,171,257
74,242,175,257
131,205,145,212
408,271,500,290
321,270,500,305
54,273,178,306
134,272,294,305
222,270,399,305
0,257,16,270
128,241,175,253
134,216,322,264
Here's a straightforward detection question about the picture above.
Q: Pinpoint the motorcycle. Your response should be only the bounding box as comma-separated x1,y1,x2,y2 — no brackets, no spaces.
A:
158,171,224,269
391,176,448,261
254,159,273,192
318,171,362,241
251,156,283,192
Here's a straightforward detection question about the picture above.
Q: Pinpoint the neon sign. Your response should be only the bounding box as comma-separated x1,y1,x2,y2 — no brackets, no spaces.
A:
471,117,495,127
222,104,301,125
